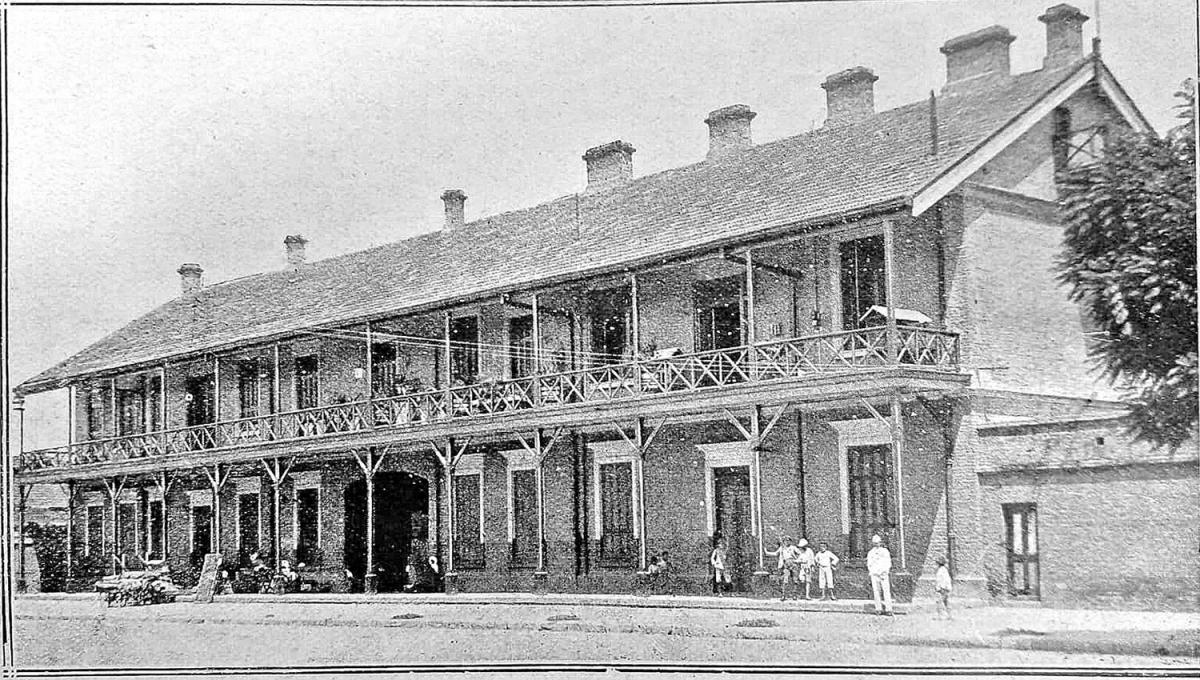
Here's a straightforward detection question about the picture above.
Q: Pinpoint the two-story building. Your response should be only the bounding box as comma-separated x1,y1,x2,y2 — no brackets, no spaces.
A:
12,4,1198,609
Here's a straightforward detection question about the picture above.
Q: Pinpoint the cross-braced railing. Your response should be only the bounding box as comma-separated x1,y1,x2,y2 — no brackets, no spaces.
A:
18,325,959,472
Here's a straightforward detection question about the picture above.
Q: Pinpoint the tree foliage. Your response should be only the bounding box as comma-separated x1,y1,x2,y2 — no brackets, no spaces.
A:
1057,80,1197,449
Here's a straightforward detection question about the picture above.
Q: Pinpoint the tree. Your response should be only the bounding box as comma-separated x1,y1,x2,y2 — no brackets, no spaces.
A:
1057,80,1197,449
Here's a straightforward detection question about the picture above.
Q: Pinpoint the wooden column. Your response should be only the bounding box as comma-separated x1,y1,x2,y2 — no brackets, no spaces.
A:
745,247,756,346
883,219,898,364
153,471,175,560
532,294,541,375
629,273,640,355
64,481,75,589
516,429,561,575
611,418,667,573
444,311,453,399
261,457,295,570
721,404,790,575
273,344,282,414
351,448,388,593
203,464,230,555
17,485,30,592
68,384,76,446
159,365,168,430
365,321,374,402
109,378,118,438
890,393,907,570
213,356,222,422
102,476,128,574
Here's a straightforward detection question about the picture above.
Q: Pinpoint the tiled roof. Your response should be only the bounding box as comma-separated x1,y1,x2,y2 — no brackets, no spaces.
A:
18,59,1091,394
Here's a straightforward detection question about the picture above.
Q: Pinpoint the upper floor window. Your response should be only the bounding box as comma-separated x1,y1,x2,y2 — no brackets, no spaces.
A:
117,385,144,437
185,374,216,428
509,315,534,378
694,275,743,351
839,234,887,330
371,342,397,397
450,316,480,385
238,359,261,419
86,385,105,440
590,286,630,365
295,355,319,411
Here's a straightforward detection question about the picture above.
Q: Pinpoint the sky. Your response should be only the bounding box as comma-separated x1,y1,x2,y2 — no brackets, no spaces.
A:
6,0,1198,450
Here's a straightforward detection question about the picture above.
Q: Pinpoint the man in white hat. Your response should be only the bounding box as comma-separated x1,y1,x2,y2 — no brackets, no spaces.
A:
866,534,894,615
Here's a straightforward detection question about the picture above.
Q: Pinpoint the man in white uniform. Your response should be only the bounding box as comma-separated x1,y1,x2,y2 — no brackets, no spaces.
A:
866,534,893,615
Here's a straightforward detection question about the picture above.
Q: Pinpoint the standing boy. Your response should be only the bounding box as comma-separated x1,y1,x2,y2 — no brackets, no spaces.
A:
814,542,840,600
795,539,816,600
764,536,801,601
866,534,893,616
934,556,952,620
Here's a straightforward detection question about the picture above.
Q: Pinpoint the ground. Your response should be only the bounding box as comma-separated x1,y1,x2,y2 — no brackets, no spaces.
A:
11,594,1199,678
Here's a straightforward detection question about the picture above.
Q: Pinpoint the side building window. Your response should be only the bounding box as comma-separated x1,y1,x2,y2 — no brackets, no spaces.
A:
1004,503,1040,598
847,443,895,558
1052,106,1072,176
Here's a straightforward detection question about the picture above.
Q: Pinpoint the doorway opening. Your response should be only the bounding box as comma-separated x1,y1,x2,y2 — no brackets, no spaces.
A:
344,471,430,593
713,465,752,592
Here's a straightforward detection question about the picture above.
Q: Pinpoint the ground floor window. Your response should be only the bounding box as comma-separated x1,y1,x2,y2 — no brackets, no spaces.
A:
86,505,104,558
118,502,138,565
510,468,539,568
453,473,485,569
191,505,213,555
147,500,164,560
1004,503,1039,598
598,461,636,566
296,488,320,565
847,443,895,558
238,492,260,562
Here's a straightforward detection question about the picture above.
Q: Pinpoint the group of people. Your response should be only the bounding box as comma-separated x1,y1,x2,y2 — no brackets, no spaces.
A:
708,534,951,617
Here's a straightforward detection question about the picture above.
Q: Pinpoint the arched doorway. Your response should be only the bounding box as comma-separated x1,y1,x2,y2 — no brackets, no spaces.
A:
344,471,430,592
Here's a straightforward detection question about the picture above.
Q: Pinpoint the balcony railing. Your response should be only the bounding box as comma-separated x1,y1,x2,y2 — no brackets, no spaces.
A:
18,326,959,472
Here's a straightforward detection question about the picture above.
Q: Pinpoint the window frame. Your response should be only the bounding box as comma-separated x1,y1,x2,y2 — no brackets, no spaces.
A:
294,355,320,411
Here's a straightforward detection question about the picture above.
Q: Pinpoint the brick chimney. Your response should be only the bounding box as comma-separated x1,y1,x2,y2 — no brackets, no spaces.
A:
284,234,308,268
441,189,467,230
940,25,1016,87
583,140,635,192
704,105,756,160
1039,3,1089,69
177,263,203,296
821,67,879,127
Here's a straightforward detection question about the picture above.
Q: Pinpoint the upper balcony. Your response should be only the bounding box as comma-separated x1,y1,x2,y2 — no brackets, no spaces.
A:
17,324,960,478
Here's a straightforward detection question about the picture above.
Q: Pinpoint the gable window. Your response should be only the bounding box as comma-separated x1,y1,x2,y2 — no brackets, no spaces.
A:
847,443,895,558
294,355,319,411
839,234,887,330
237,359,261,419
509,315,535,379
450,316,480,385
590,286,630,365
453,472,485,569
695,275,744,352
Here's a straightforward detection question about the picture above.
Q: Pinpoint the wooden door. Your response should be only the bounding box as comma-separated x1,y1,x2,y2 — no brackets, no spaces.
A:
1004,503,1040,598
713,466,752,591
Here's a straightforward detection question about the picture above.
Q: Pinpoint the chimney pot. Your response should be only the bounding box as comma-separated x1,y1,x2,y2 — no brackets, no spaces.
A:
821,67,879,126
1039,3,1089,69
940,25,1016,87
177,263,204,296
582,140,635,192
704,104,757,159
284,234,308,268
441,189,467,230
